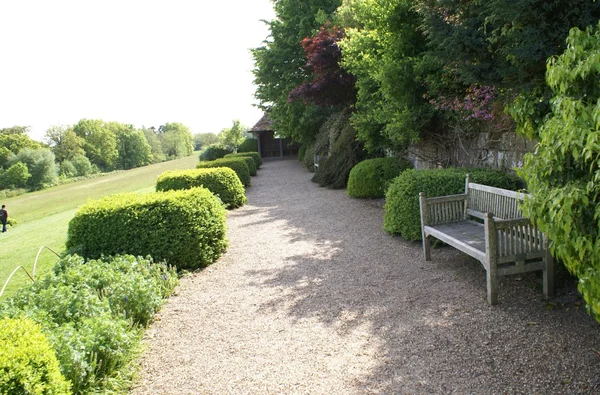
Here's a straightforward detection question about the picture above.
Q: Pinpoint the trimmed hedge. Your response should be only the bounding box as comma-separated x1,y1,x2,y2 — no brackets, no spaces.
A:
384,168,524,241
0,254,178,393
237,138,258,153
347,157,413,198
224,152,262,169
66,188,228,269
0,317,71,395
197,158,251,187
156,168,246,209
199,144,233,161
234,156,257,176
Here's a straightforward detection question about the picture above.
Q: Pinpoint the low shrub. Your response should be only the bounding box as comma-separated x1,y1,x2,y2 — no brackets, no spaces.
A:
156,168,246,209
237,138,258,153
302,144,316,172
222,155,256,176
66,188,228,269
199,144,233,161
0,254,178,393
0,317,71,395
384,168,523,241
224,152,262,169
197,158,251,187
347,158,413,198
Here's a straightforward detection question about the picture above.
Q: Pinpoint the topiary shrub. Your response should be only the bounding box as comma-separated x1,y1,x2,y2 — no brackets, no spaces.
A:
199,143,233,161
156,167,246,209
196,158,251,187
66,188,228,269
0,317,71,395
384,168,523,241
224,152,262,169
222,154,257,176
237,137,258,153
347,157,413,198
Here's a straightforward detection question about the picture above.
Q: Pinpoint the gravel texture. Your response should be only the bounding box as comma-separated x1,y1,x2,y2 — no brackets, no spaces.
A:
132,159,600,394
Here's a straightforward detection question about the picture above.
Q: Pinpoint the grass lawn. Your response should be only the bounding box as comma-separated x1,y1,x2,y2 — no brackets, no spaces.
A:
0,153,200,299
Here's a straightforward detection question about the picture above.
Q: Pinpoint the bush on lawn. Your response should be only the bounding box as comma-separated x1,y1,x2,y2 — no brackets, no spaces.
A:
196,158,251,187
224,155,256,176
347,157,413,198
237,138,258,153
66,188,228,269
199,143,233,162
384,168,523,241
0,317,71,395
156,168,246,209
224,152,262,169
0,254,178,394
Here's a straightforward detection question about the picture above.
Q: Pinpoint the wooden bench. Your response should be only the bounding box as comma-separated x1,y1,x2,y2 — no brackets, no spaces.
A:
419,175,554,305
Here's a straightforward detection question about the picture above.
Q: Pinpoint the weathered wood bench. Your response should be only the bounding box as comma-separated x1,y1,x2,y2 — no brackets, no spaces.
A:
419,175,554,305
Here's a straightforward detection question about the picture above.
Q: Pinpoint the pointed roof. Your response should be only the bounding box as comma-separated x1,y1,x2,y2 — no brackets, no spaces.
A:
250,114,273,132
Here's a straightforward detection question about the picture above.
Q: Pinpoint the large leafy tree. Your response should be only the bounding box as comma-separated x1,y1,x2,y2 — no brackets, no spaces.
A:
252,0,342,143
158,122,193,159
141,127,166,163
193,133,219,150
44,125,85,163
218,120,247,151
108,122,153,170
73,119,119,171
518,22,600,322
0,126,42,156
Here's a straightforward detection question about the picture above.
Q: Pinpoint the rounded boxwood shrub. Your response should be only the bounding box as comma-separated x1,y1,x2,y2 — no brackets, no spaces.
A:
66,187,228,269
0,317,71,395
156,167,247,209
197,158,251,187
384,168,523,241
237,138,258,153
224,152,262,169
347,157,413,198
222,155,256,175
199,143,232,161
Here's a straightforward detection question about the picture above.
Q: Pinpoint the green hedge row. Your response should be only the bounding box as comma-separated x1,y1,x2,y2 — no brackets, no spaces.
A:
237,138,258,153
224,152,262,169
0,254,178,394
347,157,413,198
197,157,251,187
66,187,228,269
156,167,247,209
198,144,233,161
384,168,524,241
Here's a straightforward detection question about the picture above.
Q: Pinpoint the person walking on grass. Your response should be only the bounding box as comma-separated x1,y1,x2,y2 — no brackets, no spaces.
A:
0,205,7,233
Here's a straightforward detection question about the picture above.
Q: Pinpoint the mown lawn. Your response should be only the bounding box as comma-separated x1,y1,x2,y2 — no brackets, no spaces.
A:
0,153,200,298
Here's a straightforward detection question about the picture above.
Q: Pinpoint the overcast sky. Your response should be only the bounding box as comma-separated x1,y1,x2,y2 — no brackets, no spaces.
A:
0,0,276,141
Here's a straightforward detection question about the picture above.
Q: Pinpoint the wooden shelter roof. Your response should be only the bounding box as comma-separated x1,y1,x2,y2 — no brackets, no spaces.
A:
250,114,273,133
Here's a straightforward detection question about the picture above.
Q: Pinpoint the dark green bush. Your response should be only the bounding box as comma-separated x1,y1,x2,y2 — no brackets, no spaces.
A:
66,188,228,269
199,143,233,161
197,158,251,187
0,254,178,393
0,317,71,395
156,168,246,209
223,154,256,175
384,168,523,241
298,144,307,162
347,157,413,198
237,138,258,153
224,152,262,168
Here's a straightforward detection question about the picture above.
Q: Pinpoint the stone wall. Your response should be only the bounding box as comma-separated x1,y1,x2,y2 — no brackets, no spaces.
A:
406,130,536,171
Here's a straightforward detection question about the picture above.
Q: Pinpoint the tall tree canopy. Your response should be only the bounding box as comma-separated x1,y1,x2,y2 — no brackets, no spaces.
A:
158,122,194,159
73,119,119,171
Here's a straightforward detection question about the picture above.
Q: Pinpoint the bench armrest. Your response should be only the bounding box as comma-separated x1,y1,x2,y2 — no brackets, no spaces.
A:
491,216,547,257
419,193,467,226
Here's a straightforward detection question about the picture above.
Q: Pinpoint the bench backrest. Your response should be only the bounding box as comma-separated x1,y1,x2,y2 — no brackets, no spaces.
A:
466,178,525,220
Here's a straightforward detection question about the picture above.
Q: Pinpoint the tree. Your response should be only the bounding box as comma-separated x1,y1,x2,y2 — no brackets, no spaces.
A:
9,148,58,190
193,133,219,150
73,119,118,171
517,22,600,322
0,162,31,189
44,125,85,163
218,120,247,151
141,127,166,163
252,0,342,143
158,122,194,159
0,126,42,156
108,122,152,170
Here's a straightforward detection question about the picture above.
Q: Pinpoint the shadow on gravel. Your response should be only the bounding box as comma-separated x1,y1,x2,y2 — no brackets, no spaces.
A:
243,160,600,394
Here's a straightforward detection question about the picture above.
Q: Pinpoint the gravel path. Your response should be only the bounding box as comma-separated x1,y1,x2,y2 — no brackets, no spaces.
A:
132,159,600,394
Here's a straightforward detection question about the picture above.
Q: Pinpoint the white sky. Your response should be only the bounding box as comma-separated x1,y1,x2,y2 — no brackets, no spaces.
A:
0,0,276,141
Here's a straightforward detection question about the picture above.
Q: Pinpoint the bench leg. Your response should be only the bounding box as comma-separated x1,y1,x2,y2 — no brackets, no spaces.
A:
543,252,555,297
486,264,499,306
422,235,431,261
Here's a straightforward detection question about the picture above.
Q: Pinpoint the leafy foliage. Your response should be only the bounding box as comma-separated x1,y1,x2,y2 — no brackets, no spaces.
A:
66,188,228,270
113,125,153,169
218,120,247,151
156,168,247,209
0,317,71,395
158,122,194,159
0,162,31,189
347,157,412,198
199,144,233,161
384,168,523,241
224,155,256,176
224,152,262,169
193,132,219,150
237,138,259,153
9,149,58,190
517,22,600,322
197,158,251,187
73,119,119,171
44,125,85,163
